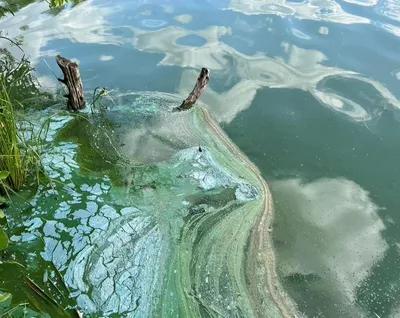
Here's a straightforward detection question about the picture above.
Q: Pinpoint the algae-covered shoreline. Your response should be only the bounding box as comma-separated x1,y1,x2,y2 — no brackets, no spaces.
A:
3,91,297,317
198,105,296,317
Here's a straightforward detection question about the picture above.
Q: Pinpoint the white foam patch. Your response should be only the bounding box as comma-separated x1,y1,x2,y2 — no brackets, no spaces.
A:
100,55,114,61
319,26,329,35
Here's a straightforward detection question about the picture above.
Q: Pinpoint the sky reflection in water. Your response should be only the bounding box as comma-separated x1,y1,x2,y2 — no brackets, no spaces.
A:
1,0,400,316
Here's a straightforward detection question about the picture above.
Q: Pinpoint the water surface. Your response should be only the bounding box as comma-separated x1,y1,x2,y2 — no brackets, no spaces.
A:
1,0,400,317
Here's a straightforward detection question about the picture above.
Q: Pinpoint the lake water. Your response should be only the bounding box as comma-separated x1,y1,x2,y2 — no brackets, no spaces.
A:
1,0,400,317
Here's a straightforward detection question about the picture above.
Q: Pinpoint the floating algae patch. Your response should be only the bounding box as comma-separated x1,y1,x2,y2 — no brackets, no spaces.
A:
5,92,296,317
55,115,122,175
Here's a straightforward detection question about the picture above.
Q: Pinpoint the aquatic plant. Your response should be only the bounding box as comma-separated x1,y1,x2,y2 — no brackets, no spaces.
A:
0,49,38,104
0,48,62,111
0,0,74,15
90,86,107,114
0,44,63,194
0,82,46,192
49,0,80,9
0,171,8,202
0,85,25,191
0,224,74,317
0,2,15,18
0,224,8,253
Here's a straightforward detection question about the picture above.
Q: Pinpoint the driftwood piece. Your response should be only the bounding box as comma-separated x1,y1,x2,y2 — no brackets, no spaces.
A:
173,68,210,112
56,55,85,111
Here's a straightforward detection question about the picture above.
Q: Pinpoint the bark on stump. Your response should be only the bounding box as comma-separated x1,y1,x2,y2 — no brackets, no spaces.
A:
173,68,210,112
56,55,85,111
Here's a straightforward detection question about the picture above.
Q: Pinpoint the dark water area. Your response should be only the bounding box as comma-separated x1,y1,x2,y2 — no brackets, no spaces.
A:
1,0,400,316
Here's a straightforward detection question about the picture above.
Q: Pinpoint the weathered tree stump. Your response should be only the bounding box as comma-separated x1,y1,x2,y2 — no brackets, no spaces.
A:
173,68,210,112
56,55,85,111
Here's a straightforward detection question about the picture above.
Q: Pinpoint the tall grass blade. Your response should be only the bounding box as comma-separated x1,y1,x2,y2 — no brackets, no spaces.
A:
25,276,70,317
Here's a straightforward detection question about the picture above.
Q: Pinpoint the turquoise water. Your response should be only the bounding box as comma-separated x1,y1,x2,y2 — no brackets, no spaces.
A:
1,0,400,317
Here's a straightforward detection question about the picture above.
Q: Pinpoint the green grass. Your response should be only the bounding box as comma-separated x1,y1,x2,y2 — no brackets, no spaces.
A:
0,79,48,194
0,83,26,191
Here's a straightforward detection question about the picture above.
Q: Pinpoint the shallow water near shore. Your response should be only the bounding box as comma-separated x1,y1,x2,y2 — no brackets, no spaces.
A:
1,92,294,317
1,0,400,317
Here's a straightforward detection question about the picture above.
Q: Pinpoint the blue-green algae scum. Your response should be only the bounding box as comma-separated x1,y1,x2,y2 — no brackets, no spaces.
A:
2,92,296,317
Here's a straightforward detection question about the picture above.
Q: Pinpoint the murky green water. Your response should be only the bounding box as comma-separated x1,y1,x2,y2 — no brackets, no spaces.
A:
1,0,400,317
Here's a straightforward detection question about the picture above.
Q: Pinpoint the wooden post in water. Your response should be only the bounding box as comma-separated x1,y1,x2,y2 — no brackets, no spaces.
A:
173,68,210,112
56,55,85,111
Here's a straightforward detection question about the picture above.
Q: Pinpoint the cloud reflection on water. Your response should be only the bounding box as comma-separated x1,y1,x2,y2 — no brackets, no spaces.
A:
0,1,124,65
375,0,400,23
1,0,400,124
228,0,370,23
272,177,388,316
0,1,399,317
131,25,400,123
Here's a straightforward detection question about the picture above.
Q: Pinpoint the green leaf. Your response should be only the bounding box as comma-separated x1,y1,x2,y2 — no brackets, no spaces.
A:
0,227,8,251
0,260,25,268
0,209,4,218
0,195,6,205
25,276,70,317
0,291,11,302
0,171,9,180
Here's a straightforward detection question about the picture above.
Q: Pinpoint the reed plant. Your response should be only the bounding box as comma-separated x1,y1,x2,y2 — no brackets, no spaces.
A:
0,77,47,193
0,83,24,190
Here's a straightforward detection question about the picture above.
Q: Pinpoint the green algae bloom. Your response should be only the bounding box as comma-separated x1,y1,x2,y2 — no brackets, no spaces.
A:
4,92,295,317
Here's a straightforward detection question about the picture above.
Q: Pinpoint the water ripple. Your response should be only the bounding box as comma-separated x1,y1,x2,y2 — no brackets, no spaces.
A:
312,73,400,122
228,0,370,23
375,0,400,23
